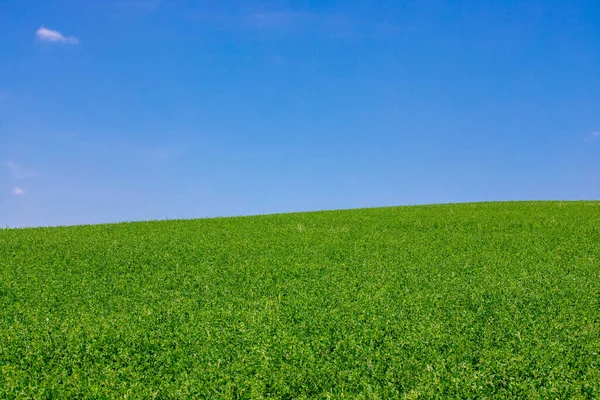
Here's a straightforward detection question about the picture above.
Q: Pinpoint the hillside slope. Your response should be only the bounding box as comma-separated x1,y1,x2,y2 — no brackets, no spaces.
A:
1,201,599,398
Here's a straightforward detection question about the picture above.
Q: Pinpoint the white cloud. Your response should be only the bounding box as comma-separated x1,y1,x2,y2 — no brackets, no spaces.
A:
35,27,79,44
12,187,25,196
591,132,600,138
2,161,38,179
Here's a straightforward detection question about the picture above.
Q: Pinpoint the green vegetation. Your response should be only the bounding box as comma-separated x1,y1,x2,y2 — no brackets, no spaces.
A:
1,201,599,398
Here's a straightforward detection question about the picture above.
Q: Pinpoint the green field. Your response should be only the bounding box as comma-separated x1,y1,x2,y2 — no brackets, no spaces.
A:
1,201,599,398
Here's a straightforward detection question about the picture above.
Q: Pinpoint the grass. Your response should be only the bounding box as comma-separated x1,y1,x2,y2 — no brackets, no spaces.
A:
1,201,599,398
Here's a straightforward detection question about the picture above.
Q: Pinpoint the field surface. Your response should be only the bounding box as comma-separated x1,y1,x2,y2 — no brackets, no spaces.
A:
1,201,599,398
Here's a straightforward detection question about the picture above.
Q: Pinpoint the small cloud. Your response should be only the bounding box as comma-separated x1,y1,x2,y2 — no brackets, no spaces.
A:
35,27,79,44
591,132,600,138
12,187,25,196
2,161,38,179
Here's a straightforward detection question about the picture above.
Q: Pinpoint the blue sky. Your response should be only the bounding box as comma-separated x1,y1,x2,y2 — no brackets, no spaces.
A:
1,0,599,227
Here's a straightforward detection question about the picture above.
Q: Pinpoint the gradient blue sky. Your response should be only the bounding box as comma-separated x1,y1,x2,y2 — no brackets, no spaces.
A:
1,0,599,227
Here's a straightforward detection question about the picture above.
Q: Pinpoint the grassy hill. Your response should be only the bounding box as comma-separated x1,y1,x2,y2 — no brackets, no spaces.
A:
1,201,599,398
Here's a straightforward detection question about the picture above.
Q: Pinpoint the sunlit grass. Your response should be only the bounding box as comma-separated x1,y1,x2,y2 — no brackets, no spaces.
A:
1,201,599,398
